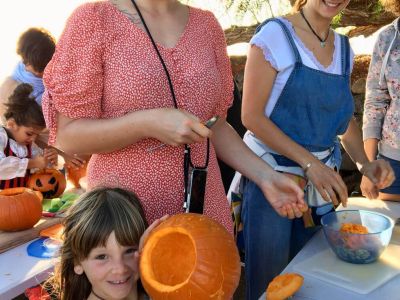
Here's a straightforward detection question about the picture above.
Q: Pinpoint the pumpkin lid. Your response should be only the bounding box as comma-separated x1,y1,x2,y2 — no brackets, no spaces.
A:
266,273,304,300
40,223,64,241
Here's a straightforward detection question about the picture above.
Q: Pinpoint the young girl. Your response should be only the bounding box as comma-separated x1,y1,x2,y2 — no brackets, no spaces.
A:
0,83,57,189
362,0,400,201
47,187,165,300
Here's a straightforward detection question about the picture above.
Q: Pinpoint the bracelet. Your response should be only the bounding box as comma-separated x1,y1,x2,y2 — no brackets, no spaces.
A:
302,162,312,174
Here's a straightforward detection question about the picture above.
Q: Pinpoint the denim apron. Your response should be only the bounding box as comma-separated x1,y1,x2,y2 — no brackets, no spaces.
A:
241,18,354,300
268,21,354,152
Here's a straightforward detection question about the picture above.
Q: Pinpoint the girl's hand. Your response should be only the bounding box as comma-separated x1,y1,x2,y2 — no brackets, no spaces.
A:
28,155,47,169
43,148,58,166
304,160,348,207
259,172,308,219
360,159,395,190
360,175,379,199
139,215,169,252
151,108,212,146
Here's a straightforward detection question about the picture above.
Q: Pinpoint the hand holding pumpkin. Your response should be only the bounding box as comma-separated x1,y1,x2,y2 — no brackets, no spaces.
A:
139,214,169,253
28,155,48,169
126,215,170,284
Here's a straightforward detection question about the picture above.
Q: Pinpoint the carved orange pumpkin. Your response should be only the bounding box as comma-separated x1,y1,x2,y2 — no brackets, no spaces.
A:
65,161,88,188
140,213,241,299
28,168,66,198
0,187,43,231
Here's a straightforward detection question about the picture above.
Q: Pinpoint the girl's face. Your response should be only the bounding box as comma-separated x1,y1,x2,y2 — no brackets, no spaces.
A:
7,119,42,145
307,0,351,19
75,232,140,300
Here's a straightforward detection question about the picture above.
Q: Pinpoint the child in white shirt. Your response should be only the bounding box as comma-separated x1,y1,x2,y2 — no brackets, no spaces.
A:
0,83,57,189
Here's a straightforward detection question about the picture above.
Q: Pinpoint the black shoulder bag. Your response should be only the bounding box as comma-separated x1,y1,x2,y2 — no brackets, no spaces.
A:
131,0,209,214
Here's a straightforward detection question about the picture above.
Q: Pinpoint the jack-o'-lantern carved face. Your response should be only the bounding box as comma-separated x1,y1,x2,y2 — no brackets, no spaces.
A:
28,168,66,198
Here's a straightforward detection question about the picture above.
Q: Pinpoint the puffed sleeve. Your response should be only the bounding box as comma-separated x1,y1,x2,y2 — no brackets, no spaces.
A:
0,128,29,179
206,11,234,118
42,2,105,145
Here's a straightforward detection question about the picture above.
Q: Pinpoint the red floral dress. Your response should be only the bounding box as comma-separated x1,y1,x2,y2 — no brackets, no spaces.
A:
42,1,234,232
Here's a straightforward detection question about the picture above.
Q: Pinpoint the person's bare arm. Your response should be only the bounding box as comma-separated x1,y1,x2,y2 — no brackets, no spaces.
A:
55,107,211,155
363,138,379,161
211,118,306,219
242,45,348,206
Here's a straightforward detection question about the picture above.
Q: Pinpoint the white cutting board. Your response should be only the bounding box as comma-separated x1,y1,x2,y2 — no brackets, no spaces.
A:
294,240,400,294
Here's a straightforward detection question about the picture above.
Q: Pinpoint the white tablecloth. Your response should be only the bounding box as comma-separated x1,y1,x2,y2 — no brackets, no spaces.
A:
260,197,400,300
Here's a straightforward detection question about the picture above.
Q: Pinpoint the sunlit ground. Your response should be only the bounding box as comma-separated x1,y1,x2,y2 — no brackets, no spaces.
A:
0,0,377,82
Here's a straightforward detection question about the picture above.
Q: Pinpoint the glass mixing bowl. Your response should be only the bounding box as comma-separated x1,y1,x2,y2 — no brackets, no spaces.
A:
321,210,394,264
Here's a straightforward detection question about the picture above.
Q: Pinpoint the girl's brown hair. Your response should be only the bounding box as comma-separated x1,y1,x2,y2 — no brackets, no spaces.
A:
4,83,45,128
292,0,307,12
381,0,400,16
47,187,148,300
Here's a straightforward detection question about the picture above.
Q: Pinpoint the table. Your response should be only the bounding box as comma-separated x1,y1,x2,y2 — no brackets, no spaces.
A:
0,238,58,300
260,197,400,300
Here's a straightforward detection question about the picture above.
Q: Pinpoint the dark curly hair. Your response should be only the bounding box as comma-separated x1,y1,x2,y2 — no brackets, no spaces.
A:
4,83,46,129
16,28,56,73
381,0,400,16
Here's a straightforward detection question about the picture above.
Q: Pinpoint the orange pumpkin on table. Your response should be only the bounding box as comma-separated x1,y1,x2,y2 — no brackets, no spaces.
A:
65,161,88,188
0,187,43,231
266,273,304,300
140,213,241,299
28,168,66,199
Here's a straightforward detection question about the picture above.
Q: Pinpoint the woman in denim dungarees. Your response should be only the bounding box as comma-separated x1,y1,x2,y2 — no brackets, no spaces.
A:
240,0,395,298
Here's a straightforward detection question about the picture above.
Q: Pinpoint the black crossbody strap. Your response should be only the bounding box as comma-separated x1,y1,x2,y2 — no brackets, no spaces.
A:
131,0,178,110
130,0,210,204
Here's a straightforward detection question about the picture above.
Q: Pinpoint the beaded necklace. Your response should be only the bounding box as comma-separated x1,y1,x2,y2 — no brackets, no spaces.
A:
300,9,330,48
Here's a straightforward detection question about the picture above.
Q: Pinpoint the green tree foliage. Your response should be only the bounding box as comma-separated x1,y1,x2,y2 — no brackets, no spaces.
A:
182,0,291,25
225,0,270,21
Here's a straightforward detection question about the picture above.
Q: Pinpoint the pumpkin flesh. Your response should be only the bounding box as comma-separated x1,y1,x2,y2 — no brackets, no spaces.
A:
142,228,196,292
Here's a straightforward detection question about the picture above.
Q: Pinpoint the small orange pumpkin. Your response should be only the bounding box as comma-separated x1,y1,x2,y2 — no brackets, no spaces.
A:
140,213,241,299
28,168,66,198
0,187,43,231
65,161,88,188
